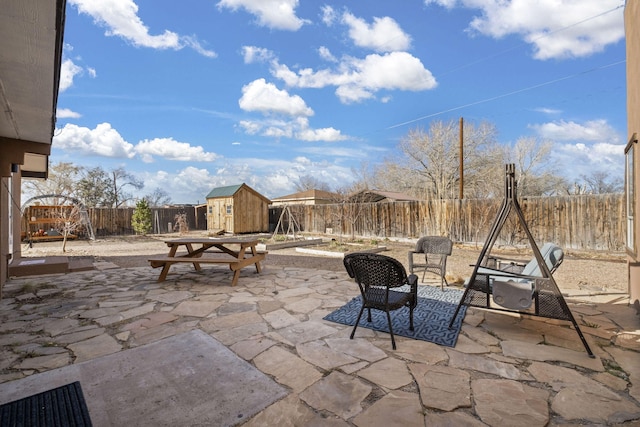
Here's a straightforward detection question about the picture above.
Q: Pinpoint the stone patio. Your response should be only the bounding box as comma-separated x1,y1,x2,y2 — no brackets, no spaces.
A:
0,260,639,426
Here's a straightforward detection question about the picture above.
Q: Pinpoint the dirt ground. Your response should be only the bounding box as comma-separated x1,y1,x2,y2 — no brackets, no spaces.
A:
17,232,629,293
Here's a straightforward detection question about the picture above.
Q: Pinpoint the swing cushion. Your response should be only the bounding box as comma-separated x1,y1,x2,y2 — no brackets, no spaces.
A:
492,279,533,309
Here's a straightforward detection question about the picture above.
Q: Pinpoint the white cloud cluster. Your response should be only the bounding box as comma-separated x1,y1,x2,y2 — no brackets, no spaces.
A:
239,79,313,117
234,7,435,143
217,0,308,31
530,119,624,175
342,12,412,52
54,123,220,162
136,138,219,163
424,0,624,60
531,119,621,143
272,52,436,104
56,108,82,119
242,46,275,64
54,123,136,158
59,59,83,92
69,0,216,57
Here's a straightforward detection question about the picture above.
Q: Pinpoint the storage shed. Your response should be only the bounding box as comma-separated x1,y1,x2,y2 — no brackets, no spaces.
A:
205,183,271,234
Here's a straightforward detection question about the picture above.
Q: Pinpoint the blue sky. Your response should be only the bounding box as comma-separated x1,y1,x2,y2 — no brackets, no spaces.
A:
53,0,627,204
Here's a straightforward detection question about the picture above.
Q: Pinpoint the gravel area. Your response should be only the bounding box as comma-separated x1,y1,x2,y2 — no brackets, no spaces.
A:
18,232,628,293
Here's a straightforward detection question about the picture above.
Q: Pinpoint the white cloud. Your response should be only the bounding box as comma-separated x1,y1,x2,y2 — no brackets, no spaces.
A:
425,0,624,60
318,46,337,62
53,123,136,158
342,12,412,52
59,59,83,92
53,123,221,163
530,119,621,143
238,116,348,143
272,51,437,103
56,108,82,119
217,0,308,31
529,118,624,177
296,127,346,142
554,141,624,175
239,78,314,116
242,46,275,64
69,0,216,57
122,157,359,203
135,137,219,163
320,5,337,26
534,107,562,115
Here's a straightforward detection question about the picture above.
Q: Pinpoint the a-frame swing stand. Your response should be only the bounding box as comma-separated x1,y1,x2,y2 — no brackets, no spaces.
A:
271,205,303,241
448,164,594,357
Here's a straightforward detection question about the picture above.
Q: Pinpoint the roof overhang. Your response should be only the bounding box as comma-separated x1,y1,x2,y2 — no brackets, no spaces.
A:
0,0,66,179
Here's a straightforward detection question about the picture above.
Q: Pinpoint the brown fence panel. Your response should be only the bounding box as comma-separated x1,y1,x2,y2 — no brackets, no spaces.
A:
87,206,206,236
273,194,624,251
82,195,623,250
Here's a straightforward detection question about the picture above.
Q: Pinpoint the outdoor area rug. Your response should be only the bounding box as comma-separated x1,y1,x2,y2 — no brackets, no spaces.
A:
324,285,467,347
0,381,92,427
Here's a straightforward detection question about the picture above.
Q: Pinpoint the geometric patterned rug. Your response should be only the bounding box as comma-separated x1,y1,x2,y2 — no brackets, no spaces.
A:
323,285,467,348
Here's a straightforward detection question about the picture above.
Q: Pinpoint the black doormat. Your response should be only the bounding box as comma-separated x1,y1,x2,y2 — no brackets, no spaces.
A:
0,381,92,427
324,285,467,347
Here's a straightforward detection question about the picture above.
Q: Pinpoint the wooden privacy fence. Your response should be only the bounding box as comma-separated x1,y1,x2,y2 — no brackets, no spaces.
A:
74,195,623,251
87,206,207,236
271,194,625,251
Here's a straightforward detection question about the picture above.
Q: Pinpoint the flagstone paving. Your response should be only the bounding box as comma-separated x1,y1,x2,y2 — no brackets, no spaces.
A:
0,261,639,426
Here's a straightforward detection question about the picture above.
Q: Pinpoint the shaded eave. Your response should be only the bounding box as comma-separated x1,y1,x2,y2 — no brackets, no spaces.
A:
0,0,66,179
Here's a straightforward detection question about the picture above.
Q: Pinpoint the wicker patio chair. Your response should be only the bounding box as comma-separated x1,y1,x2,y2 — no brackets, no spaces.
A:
343,253,418,350
408,236,453,290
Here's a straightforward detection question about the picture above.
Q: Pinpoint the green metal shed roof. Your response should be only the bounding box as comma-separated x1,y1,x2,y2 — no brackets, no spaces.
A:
205,184,243,199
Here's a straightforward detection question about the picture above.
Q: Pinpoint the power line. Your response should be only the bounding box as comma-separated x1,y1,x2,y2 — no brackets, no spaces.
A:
386,59,625,130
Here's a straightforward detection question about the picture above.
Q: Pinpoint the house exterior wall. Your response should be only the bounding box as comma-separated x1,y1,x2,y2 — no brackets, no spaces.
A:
271,199,335,206
626,0,640,304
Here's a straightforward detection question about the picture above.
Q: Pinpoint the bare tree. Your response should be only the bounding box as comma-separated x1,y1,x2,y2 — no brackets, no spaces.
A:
76,166,112,207
22,162,82,203
110,167,144,208
507,137,566,196
578,170,624,194
143,187,172,207
329,182,370,241
294,175,331,192
51,205,83,252
173,213,189,234
374,120,502,200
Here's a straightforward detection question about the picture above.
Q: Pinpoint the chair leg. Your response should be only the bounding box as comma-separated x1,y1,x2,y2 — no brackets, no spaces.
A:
367,308,372,322
351,305,366,340
409,305,414,331
386,310,397,350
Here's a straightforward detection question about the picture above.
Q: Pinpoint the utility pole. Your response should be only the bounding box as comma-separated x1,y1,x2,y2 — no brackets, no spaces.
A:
459,117,464,199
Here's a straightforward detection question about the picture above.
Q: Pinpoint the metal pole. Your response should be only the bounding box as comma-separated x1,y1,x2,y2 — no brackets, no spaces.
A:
459,117,464,199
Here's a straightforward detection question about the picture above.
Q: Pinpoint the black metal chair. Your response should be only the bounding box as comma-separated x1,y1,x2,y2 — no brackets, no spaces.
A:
408,236,453,290
343,253,418,350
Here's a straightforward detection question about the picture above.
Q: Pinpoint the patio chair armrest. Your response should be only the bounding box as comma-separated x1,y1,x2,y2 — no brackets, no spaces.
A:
487,255,527,268
474,268,540,282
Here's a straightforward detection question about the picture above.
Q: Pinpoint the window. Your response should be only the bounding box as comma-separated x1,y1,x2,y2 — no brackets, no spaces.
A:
226,205,232,214
208,206,212,214
625,134,637,255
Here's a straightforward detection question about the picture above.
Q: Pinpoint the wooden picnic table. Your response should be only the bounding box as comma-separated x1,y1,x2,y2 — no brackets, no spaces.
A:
148,237,266,286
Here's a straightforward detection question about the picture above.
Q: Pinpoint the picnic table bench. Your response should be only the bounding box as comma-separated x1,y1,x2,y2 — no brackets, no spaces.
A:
148,237,266,286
